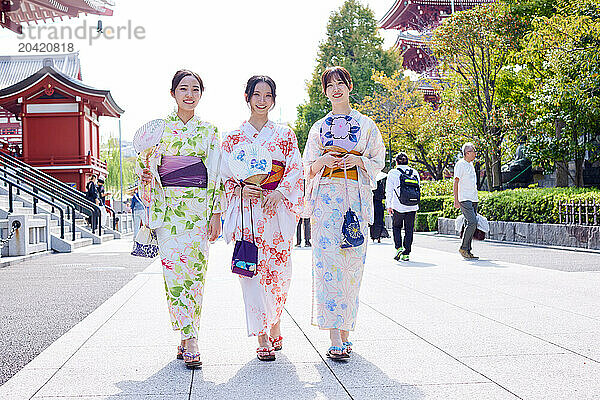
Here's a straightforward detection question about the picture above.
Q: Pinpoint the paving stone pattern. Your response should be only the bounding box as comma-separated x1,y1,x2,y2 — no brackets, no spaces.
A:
0,237,599,399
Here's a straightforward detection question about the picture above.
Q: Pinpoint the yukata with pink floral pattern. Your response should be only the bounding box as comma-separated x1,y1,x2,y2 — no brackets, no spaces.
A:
222,120,303,336
135,112,224,341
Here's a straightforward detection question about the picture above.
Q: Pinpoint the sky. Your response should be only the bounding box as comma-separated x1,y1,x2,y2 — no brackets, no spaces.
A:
0,0,398,142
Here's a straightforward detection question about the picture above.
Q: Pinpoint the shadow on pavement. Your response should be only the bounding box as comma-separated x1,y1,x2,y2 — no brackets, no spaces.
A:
326,352,425,399
108,359,190,398
465,260,508,268
397,261,437,268
107,352,425,399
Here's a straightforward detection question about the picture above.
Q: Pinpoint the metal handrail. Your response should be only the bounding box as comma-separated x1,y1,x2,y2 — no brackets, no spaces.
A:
0,152,105,234
105,204,117,230
0,174,66,239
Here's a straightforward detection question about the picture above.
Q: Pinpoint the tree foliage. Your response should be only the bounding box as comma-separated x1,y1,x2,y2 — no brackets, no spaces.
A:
358,71,462,179
100,137,136,198
523,0,600,186
295,0,400,151
432,3,526,189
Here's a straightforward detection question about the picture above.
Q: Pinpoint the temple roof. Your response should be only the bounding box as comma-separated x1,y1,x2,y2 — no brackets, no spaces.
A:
0,53,81,89
1,0,114,34
0,65,124,117
379,0,495,30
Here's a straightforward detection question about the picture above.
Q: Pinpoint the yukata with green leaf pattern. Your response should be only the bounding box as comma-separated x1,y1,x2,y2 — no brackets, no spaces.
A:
135,112,224,340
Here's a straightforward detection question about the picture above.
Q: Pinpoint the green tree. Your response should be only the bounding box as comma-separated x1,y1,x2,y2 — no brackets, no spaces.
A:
358,71,462,179
523,0,600,187
100,137,136,199
432,3,525,189
295,0,400,151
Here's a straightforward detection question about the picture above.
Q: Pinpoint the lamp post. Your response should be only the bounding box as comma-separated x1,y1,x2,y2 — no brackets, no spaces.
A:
451,0,455,14
118,119,123,214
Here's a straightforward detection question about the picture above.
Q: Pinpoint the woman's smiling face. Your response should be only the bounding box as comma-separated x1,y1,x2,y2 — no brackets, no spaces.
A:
325,74,352,107
247,81,274,116
171,75,201,112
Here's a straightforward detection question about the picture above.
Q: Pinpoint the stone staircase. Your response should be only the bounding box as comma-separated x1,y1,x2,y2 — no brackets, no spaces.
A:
0,191,116,253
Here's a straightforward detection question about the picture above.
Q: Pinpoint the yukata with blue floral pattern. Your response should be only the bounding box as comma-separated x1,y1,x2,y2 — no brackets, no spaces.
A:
303,109,385,331
135,112,224,341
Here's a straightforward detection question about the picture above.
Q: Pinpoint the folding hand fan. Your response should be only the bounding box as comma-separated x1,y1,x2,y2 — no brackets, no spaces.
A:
133,119,166,153
229,143,272,185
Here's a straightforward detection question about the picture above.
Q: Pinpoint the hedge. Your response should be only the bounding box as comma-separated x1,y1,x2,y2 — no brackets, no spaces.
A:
421,179,453,197
415,211,443,232
420,195,450,212
440,188,600,223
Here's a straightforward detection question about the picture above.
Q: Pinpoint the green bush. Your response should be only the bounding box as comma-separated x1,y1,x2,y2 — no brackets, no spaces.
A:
442,196,461,219
440,188,600,223
421,179,454,197
415,211,442,232
427,211,442,231
420,195,451,212
415,212,430,232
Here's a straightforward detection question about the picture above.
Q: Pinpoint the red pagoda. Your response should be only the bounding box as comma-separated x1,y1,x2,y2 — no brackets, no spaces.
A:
0,53,123,190
379,0,495,101
1,0,114,34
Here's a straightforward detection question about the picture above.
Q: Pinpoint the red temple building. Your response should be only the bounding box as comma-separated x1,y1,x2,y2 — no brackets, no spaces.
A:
379,0,495,101
1,0,114,34
0,53,123,190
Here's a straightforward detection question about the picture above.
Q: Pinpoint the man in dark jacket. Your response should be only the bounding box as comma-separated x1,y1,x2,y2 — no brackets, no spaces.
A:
85,174,99,204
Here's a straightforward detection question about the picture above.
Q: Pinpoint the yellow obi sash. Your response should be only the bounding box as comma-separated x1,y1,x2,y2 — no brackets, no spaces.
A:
322,149,361,181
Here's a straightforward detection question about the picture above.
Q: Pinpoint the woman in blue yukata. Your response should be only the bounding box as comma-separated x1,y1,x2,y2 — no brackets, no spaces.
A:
303,66,385,359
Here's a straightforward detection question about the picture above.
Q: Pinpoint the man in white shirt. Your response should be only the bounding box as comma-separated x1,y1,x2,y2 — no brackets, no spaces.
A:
454,143,479,259
386,152,420,261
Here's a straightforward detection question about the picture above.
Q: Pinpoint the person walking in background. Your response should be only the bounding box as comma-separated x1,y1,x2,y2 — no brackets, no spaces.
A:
137,69,224,368
370,171,389,243
221,75,303,362
85,174,99,204
304,66,385,359
454,142,479,260
130,186,145,238
96,177,109,227
386,152,420,261
296,218,311,247
85,174,99,227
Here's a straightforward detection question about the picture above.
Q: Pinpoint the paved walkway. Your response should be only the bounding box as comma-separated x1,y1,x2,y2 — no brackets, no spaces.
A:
1,236,599,399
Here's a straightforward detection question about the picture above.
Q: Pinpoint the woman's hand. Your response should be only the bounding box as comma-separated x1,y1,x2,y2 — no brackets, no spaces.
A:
309,152,341,178
320,152,342,169
339,154,364,170
263,191,283,214
241,183,262,200
140,168,152,185
208,213,221,242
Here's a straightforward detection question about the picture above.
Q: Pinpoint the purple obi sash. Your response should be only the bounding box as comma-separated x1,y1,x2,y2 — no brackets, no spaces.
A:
260,160,285,190
159,156,208,188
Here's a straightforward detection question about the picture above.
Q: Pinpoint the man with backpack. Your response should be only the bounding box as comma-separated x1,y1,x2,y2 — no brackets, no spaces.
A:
386,152,420,261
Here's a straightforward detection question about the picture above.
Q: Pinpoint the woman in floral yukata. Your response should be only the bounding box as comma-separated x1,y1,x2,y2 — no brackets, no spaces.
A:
303,66,385,359
221,76,303,361
137,70,224,368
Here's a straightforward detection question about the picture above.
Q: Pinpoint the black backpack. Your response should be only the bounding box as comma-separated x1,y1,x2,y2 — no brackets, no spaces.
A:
394,167,420,206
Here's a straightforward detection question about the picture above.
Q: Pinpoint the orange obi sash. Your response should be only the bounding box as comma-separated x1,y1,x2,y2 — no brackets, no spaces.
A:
260,160,285,190
322,149,361,181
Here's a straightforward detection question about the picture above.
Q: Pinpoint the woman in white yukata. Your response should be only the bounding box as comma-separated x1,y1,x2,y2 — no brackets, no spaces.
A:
222,76,303,361
137,70,224,368
303,66,385,359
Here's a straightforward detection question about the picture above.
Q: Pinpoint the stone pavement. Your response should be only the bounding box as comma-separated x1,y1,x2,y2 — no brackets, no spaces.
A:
1,236,599,399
